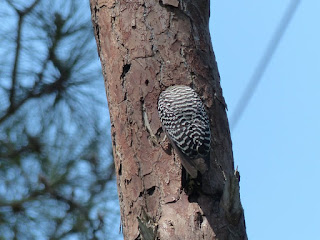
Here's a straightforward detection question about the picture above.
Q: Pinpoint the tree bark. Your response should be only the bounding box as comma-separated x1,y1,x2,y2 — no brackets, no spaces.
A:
90,0,247,239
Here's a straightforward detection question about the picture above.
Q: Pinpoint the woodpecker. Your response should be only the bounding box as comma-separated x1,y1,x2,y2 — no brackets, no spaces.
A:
158,85,211,178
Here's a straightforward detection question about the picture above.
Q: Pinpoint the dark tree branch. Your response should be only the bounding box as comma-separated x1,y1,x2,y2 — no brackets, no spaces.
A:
0,0,116,238
9,15,22,111
7,0,41,113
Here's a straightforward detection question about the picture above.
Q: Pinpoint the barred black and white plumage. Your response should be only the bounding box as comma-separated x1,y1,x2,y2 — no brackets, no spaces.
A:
158,85,211,178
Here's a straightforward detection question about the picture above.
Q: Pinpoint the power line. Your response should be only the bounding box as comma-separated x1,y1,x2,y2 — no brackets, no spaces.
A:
230,0,301,131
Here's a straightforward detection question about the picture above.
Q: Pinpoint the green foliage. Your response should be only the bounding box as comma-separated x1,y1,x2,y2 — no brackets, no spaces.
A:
0,0,120,239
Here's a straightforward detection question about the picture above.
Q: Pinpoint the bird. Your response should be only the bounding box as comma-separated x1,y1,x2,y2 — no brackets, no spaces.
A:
158,85,211,178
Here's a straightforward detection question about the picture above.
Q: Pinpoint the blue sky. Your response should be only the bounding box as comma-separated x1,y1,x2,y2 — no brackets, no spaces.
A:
210,1,320,239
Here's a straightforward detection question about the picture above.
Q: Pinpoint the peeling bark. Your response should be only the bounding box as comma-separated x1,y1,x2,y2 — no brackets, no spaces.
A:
90,0,247,239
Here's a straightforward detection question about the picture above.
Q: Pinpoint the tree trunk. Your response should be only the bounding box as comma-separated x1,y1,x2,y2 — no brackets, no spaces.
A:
90,0,247,239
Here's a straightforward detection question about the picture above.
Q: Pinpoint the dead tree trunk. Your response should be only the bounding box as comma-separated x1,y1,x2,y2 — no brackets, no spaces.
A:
90,0,247,239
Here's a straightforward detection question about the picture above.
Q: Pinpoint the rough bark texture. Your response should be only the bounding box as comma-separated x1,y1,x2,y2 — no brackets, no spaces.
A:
90,0,247,239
